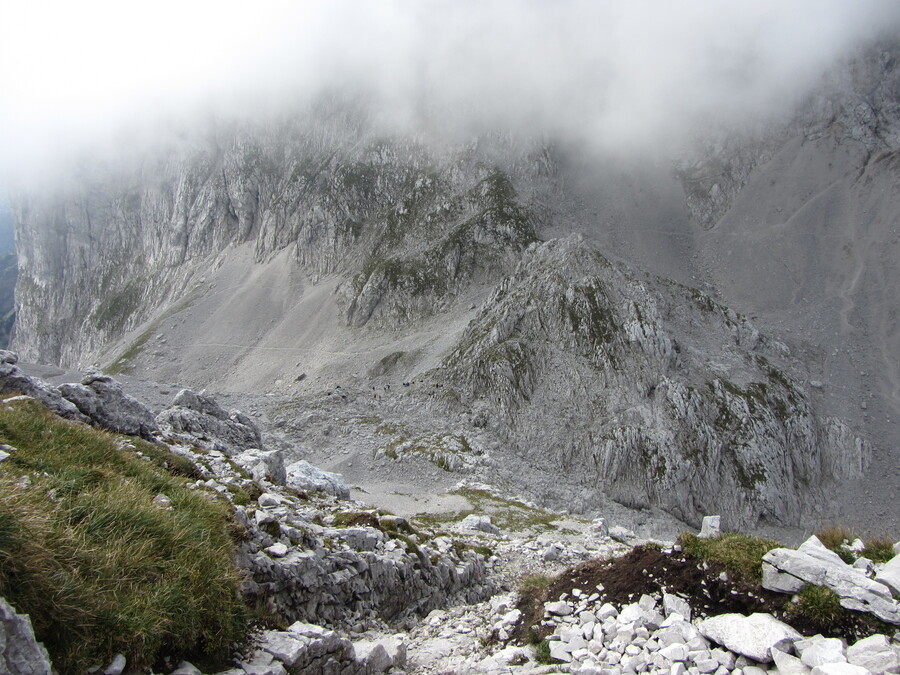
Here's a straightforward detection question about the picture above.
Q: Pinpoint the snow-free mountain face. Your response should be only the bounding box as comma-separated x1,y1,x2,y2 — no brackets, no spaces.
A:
9,41,900,533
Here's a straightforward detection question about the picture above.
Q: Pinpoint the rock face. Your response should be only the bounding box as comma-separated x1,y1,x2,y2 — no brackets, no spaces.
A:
0,350,87,422
0,596,53,675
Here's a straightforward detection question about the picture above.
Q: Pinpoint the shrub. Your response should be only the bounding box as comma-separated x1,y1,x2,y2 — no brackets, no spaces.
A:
0,399,247,672
679,532,781,583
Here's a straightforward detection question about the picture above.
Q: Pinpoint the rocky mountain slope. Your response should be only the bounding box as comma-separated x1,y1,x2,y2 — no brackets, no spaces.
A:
9,41,900,533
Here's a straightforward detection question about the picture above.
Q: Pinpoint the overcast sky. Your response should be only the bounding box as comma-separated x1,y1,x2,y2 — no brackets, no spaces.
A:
2,0,900,184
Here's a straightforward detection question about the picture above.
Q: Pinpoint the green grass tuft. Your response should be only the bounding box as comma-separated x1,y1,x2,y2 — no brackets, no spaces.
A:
533,640,554,664
679,532,781,583
861,537,896,564
787,585,843,629
0,398,247,672
519,573,553,593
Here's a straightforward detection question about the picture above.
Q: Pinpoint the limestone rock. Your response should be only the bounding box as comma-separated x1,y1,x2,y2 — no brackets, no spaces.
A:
699,515,721,539
696,613,801,663
875,553,900,598
460,514,500,535
763,536,900,624
0,596,53,675
57,370,158,439
0,357,87,422
156,389,262,454
810,664,870,675
235,448,286,485
352,640,392,674
103,653,127,675
285,460,350,499
846,633,900,672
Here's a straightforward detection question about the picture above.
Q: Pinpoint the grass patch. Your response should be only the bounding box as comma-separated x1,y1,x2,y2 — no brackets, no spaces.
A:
787,585,843,631
450,487,563,533
815,525,853,556
679,532,781,583
519,574,553,593
861,537,895,563
533,640,554,664
0,398,246,672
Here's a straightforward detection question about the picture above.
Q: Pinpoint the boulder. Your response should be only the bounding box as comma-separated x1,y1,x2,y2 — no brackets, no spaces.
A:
286,460,350,499
352,640,392,674
698,515,721,539
0,355,87,422
846,633,900,672
459,514,500,535
875,553,900,598
795,635,847,668
235,448,287,485
762,536,900,624
810,664,870,675
696,613,801,663
57,370,158,439
156,388,262,453
0,596,53,675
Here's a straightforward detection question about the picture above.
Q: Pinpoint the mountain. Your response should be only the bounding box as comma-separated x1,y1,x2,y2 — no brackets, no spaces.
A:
9,41,900,532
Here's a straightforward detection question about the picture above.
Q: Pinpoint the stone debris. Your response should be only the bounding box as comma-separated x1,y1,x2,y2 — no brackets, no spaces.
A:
0,352,88,422
762,536,900,624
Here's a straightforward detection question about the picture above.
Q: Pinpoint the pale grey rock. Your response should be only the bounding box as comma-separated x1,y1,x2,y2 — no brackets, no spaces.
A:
796,636,847,668
157,389,262,454
57,370,159,439
0,449,8,463
763,536,900,624
286,460,350,499
772,648,812,675
846,633,900,672
152,494,173,509
894,542,900,556
352,640,392,674
699,516,721,539
460,514,500,535
0,596,53,675
762,561,806,593
104,653,127,675
810,664,869,675
546,601,573,616
265,542,289,557
379,635,407,670
663,593,692,621
235,448,286,485
697,613,801,663
170,661,202,675
659,643,689,662
0,359,87,422
875,553,900,598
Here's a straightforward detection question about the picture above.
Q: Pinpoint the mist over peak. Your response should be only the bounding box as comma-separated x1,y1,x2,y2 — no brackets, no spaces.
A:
2,0,900,185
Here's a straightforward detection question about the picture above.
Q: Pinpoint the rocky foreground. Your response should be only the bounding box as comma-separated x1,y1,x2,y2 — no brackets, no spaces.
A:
0,351,899,675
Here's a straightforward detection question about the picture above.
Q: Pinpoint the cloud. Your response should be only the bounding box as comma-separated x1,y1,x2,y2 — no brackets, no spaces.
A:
2,0,899,181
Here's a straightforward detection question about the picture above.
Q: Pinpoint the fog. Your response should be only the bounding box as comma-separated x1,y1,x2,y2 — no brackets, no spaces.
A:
2,0,900,183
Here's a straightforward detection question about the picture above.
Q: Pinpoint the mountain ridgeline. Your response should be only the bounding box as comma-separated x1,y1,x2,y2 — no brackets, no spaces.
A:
10,42,900,530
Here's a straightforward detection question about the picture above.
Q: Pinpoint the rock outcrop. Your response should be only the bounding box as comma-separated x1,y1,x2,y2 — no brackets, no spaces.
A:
0,596,53,675
57,369,158,439
156,389,263,453
441,238,868,528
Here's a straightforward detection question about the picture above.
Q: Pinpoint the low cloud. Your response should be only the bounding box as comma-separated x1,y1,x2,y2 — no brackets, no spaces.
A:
2,0,899,182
